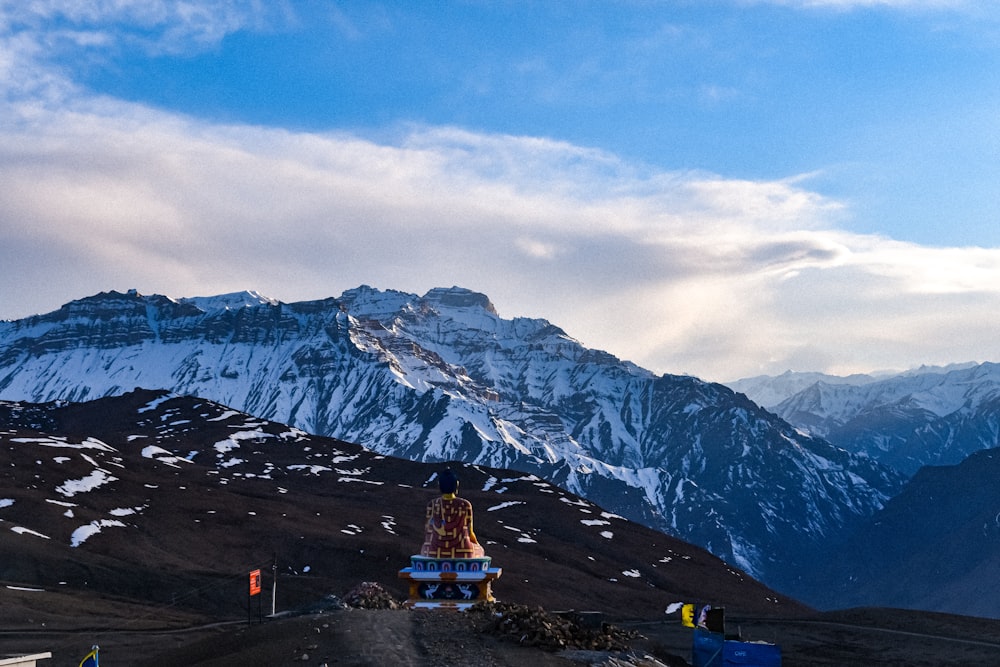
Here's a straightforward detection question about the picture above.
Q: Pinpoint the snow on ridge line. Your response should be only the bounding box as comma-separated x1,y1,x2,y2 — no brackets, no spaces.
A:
138,394,175,413
180,290,279,313
208,410,242,422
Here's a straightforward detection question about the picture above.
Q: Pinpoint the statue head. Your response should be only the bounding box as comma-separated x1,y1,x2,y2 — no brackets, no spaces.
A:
438,468,459,495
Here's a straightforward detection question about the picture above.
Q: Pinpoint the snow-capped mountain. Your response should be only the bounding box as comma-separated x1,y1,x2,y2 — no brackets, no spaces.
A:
731,364,1000,476
727,370,888,410
0,287,902,591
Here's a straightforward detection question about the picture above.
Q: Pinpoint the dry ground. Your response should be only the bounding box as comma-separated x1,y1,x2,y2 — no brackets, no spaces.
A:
5,604,1000,666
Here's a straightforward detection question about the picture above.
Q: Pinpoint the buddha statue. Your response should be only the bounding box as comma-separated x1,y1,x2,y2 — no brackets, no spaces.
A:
419,469,486,559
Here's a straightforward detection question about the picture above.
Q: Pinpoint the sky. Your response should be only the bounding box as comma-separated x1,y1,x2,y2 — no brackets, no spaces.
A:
2,0,1000,382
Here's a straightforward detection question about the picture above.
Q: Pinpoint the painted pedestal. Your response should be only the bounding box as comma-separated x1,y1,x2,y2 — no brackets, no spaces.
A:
398,555,501,610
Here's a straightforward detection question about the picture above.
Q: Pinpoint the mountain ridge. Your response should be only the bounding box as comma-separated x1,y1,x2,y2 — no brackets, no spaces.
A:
0,287,902,595
730,364,1000,476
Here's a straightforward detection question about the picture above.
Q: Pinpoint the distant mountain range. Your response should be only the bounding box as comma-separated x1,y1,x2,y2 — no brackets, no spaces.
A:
0,287,901,597
800,445,1000,618
729,363,1000,476
728,366,1000,615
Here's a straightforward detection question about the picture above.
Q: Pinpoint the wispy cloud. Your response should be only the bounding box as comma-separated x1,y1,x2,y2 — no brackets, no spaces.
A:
2,1,275,55
0,0,280,104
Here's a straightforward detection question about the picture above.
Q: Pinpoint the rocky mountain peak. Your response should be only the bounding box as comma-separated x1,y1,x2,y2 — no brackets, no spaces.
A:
180,290,279,313
422,286,498,315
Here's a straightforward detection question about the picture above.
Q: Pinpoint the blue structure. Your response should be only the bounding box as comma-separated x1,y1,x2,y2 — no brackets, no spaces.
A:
398,555,501,609
692,629,781,666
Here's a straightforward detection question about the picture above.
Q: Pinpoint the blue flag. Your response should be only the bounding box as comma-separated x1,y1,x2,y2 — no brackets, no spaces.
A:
79,645,98,667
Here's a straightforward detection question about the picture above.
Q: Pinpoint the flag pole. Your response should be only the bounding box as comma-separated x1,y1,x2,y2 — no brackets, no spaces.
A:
271,552,277,616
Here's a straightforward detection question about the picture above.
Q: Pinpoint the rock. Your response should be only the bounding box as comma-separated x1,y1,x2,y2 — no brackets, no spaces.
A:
467,601,638,653
343,581,402,610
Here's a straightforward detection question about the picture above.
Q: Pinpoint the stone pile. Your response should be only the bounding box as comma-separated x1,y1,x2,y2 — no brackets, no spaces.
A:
342,581,401,610
467,601,638,652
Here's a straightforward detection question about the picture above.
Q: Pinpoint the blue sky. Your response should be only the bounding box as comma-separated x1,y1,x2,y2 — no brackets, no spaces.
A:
2,1,1000,380
71,1,999,245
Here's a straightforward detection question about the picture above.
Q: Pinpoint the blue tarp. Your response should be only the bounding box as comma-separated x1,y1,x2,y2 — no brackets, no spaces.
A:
692,629,781,667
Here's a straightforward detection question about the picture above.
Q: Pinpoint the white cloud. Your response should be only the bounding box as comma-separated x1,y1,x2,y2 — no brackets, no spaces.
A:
4,94,1000,381
3,0,1000,382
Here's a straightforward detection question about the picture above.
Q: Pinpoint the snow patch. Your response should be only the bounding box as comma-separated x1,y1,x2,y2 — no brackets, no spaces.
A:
56,469,117,497
487,501,525,512
141,445,191,467
214,430,272,454
337,477,384,485
207,410,242,422
109,506,143,517
11,526,50,539
581,519,610,526
11,436,115,451
71,519,126,547
138,395,173,413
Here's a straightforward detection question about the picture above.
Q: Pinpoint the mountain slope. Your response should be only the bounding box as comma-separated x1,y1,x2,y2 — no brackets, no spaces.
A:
0,389,801,623
797,446,1000,619
0,287,902,591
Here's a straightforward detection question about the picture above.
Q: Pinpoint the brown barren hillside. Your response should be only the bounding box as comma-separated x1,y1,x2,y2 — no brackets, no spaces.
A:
3,391,999,665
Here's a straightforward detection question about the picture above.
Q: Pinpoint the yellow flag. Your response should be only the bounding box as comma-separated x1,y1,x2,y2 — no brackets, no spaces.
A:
681,603,696,628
